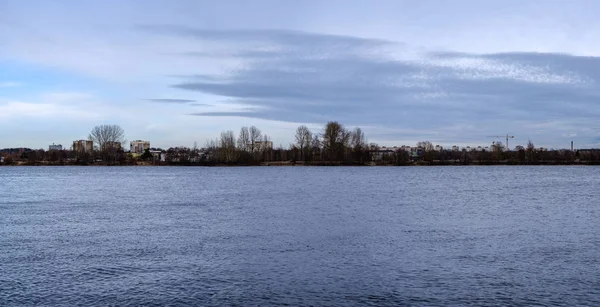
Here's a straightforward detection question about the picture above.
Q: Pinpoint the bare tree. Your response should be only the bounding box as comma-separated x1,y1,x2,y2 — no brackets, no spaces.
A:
89,125,125,150
416,141,434,152
204,138,220,162
350,127,367,163
220,131,236,149
248,126,262,152
309,133,322,161
322,121,351,161
254,134,272,162
527,139,535,152
350,127,366,151
204,138,219,150
295,125,312,160
190,141,199,163
237,127,250,152
526,139,535,162
311,134,321,150
89,124,125,162
220,130,237,162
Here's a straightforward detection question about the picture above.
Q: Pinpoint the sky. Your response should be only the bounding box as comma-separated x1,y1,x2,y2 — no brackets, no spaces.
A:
1,0,599,150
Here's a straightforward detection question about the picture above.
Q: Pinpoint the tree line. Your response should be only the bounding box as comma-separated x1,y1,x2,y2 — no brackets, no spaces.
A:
2,122,600,165
162,121,373,165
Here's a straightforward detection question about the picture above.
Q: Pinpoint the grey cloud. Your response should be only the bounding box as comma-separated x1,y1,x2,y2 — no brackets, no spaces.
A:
137,25,393,49
179,50,288,59
148,27,600,146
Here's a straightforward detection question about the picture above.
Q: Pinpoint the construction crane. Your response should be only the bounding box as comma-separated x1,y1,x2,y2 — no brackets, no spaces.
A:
488,134,515,150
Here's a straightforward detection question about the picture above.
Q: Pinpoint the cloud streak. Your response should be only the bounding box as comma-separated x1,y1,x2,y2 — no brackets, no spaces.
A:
146,98,196,104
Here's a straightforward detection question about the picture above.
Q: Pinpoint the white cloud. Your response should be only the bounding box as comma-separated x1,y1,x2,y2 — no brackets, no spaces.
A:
0,92,110,120
0,100,100,120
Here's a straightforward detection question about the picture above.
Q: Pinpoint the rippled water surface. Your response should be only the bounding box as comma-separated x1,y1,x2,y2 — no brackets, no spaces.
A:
1,166,600,306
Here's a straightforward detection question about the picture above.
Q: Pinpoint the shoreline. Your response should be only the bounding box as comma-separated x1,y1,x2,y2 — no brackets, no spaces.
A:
2,161,599,167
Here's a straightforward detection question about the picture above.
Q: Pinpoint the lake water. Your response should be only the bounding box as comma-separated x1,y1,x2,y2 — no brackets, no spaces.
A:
1,166,600,306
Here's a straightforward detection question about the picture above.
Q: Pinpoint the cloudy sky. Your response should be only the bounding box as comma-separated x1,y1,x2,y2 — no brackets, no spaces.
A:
1,0,599,149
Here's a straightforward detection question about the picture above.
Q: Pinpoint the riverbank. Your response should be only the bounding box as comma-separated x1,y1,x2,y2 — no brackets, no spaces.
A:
2,160,600,166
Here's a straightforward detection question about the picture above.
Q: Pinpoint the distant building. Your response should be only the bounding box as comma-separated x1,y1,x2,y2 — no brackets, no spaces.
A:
254,141,273,151
130,140,150,154
0,156,4,163
372,146,396,161
149,150,165,162
49,143,63,151
73,140,93,153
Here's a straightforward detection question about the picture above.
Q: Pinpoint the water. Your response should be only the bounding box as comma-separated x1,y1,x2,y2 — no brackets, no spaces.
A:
1,166,600,306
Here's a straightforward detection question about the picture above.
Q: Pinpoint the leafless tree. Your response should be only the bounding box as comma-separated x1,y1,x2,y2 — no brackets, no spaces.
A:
295,125,312,160
189,141,199,162
220,130,237,162
311,134,321,150
527,139,535,152
249,126,262,152
350,127,367,163
253,134,269,161
322,121,351,161
310,134,322,161
350,127,366,151
526,139,536,162
238,127,250,152
204,138,220,162
416,141,434,152
89,124,125,162
89,125,125,151
204,138,219,150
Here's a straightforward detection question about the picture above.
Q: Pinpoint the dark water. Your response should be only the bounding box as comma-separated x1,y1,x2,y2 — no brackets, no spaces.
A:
1,166,600,306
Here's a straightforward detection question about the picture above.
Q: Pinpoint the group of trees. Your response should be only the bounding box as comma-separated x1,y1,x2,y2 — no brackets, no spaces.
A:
160,121,372,165
200,126,272,163
0,148,70,165
372,139,600,165
0,125,130,165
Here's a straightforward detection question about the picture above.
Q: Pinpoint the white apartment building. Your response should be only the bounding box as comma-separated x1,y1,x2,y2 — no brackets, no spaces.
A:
49,143,63,151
